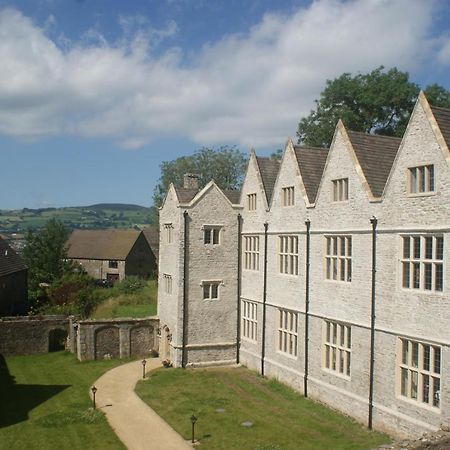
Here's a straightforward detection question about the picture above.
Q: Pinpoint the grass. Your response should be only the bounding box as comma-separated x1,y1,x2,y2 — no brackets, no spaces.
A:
135,366,391,450
0,351,126,450
90,279,157,319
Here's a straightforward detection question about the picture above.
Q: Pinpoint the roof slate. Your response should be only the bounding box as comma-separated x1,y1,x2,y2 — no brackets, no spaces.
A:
346,131,402,198
293,147,329,203
0,237,27,277
222,190,241,204
174,187,199,203
66,229,141,260
256,157,280,205
431,105,450,149
142,227,159,259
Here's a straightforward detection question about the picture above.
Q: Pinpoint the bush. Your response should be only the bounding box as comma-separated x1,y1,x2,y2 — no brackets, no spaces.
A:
116,276,145,294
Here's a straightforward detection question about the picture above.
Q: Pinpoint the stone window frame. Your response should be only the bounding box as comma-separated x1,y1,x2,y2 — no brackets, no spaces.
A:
108,260,118,269
203,225,222,245
397,338,441,409
243,235,260,271
247,193,257,211
164,223,173,243
322,320,351,378
242,299,258,342
163,273,172,295
277,308,298,358
201,280,222,300
408,164,435,196
332,178,349,202
282,186,295,207
325,235,352,282
279,235,299,276
401,235,443,292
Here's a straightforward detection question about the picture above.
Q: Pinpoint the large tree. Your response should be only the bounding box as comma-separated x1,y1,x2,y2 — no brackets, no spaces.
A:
297,67,450,148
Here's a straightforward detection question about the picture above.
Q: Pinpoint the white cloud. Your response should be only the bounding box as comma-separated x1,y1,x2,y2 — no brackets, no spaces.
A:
0,1,446,149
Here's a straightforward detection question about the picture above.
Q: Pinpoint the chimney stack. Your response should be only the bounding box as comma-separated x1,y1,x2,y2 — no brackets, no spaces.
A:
183,173,199,190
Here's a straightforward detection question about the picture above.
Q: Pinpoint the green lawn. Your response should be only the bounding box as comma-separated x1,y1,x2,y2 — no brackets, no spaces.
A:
136,366,391,450
90,279,157,319
0,352,126,450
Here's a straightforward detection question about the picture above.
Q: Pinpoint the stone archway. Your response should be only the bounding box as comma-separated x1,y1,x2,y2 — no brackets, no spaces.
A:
95,326,120,359
159,326,171,361
130,326,153,357
48,328,67,352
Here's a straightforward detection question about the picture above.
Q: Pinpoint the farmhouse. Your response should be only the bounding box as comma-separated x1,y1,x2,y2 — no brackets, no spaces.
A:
0,236,28,316
157,92,450,437
66,229,156,282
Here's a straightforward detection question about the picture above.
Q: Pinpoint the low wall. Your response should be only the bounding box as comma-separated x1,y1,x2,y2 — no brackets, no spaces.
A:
0,315,69,356
76,317,159,361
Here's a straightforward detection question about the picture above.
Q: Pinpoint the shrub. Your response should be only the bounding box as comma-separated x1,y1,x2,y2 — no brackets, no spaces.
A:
116,276,145,294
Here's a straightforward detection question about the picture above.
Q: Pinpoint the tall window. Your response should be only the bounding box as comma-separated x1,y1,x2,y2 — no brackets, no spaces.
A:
282,186,295,206
277,309,298,357
332,178,349,202
204,226,221,245
202,281,220,300
323,320,351,377
163,274,172,294
244,236,259,270
164,223,173,243
401,235,443,291
108,260,118,269
399,339,441,408
242,300,257,342
247,193,257,210
279,235,299,275
409,165,435,194
325,236,352,282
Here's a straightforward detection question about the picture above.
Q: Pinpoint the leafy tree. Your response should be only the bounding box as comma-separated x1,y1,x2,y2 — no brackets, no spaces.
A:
297,66,450,148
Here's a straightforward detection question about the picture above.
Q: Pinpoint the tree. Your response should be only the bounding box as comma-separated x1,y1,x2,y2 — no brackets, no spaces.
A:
297,67,450,148
152,145,247,212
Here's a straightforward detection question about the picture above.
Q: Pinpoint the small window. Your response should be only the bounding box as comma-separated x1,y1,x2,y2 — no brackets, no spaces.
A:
164,223,173,243
323,320,351,377
108,260,118,269
409,165,435,194
204,226,221,245
202,281,220,300
325,236,352,282
247,193,257,210
278,309,298,357
163,274,172,294
282,186,295,206
242,300,258,342
332,178,349,202
244,236,260,270
279,235,299,275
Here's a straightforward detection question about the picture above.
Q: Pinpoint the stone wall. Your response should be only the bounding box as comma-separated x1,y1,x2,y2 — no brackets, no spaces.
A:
75,317,159,361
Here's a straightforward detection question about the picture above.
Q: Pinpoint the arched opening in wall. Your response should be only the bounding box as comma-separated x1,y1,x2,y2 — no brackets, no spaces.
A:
95,327,120,360
159,326,171,361
48,329,67,352
130,326,153,357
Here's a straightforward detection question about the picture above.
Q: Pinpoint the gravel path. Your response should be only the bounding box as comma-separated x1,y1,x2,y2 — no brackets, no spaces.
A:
91,359,191,450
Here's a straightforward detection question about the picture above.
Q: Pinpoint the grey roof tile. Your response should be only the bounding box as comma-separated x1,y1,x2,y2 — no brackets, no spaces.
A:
0,237,27,277
256,157,280,205
431,105,450,149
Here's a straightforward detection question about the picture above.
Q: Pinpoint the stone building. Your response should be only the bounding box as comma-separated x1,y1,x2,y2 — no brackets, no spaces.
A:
0,236,28,316
157,93,450,437
66,229,156,282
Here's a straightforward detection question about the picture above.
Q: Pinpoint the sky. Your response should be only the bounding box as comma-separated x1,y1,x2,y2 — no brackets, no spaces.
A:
0,0,449,209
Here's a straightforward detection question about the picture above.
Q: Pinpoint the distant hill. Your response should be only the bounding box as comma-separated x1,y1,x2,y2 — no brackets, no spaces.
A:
87,203,148,211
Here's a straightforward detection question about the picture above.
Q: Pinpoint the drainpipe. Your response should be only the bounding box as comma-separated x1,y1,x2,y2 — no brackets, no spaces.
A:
261,222,269,377
304,219,311,397
368,216,377,429
181,210,189,369
236,214,243,364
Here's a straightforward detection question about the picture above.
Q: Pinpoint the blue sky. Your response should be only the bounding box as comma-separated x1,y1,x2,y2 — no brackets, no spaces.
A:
0,0,449,209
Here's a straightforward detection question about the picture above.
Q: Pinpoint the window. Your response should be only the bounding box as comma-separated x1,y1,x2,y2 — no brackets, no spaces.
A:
202,281,220,300
244,236,259,270
108,260,118,269
277,309,298,357
242,300,257,341
332,178,349,202
204,226,221,245
163,274,172,294
401,235,443,292
323,321,351,377
282,186,295,206
399,339,441,408
164,223,173,243
325,236,352,282
279,235,299,275
409,165,435,194
247,193,257,210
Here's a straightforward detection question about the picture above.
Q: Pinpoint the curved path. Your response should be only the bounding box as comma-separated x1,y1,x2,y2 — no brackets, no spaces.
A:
91,359,191,450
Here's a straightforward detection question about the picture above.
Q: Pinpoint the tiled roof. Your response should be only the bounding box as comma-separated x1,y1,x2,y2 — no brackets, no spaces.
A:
0,237,27,277
256,157,280,205
346,131,402,198
223,190,241,204
174,187,199,203
293,146,329,204
431,105,450,149
142,227,159,259
66,229,141,260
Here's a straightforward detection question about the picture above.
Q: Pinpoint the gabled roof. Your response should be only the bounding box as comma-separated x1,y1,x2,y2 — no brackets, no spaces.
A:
174,187,199,203
0,237,27,277
430,105,450,149
255,156,280,205
66,229,141,260
346,130,402,198
293,146,329,204
222,190,241,204
142,227,159,260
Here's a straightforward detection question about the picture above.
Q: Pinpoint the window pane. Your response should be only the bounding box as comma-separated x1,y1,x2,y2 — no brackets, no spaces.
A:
423,345,430,371
347,259,352,282
435,264,443,292
413,263,420,289
203,285,210,299
436,237,443,260
402,340,408,365
419,166,426,192
428,165,435,191
402,262,410,288
410,168,417,193
413,237,421,259
204,229,211,244
433,347,441,374
424,263,432,290
425,237,433,259
401,368,408,396
211,284,218,299
411,371,418,399
433,378,440,407
412,342,419,367
422,374,430,404
403,237,410,258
